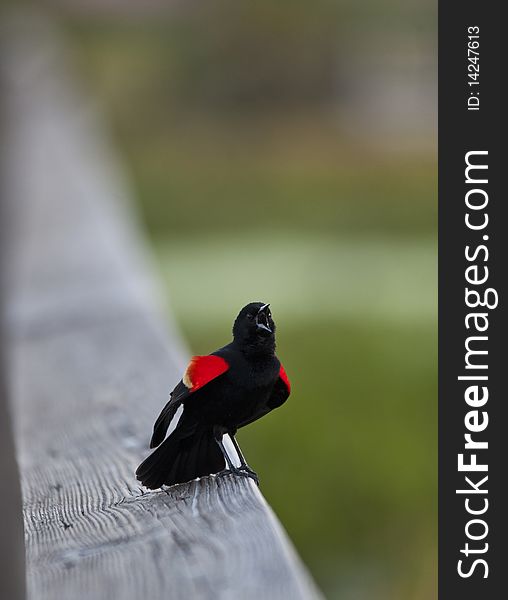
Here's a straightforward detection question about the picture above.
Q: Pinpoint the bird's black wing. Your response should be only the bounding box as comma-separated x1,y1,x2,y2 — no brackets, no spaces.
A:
237,366,291,429
150,355,230,448
267,372,291,410
149,381,188,448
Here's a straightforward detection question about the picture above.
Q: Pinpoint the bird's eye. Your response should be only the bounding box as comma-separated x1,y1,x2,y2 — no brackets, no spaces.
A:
247,313,254,319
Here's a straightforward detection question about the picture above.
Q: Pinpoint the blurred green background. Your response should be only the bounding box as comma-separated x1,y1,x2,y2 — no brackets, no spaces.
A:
59,1,436,598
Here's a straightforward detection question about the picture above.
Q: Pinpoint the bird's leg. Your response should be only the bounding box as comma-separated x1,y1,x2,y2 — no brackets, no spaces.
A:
228,433,247,467
214,428,257,483
228,434,259,485
215,435,237,472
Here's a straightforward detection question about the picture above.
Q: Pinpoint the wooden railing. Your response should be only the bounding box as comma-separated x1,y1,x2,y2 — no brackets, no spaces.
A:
0,14,322,600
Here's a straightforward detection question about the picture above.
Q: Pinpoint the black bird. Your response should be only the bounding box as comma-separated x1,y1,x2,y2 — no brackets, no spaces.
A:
136,302,290,489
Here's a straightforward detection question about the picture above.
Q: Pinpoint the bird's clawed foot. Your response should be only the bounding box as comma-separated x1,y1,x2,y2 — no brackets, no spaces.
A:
214,432,259,485
237,464,259,484
216,467,259,486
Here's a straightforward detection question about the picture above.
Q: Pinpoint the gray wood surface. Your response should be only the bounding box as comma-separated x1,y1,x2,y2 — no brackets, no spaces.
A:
1,14,322,600
0,339,25,600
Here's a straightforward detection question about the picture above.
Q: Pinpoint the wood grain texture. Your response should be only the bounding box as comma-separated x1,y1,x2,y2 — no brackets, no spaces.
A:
1,14,322,600
0,343,26,600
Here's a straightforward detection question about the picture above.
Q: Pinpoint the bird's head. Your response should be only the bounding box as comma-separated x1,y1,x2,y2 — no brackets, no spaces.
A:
233,302,276,353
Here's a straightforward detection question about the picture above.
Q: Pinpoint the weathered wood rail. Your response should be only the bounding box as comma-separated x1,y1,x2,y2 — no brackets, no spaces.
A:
0,14,322,600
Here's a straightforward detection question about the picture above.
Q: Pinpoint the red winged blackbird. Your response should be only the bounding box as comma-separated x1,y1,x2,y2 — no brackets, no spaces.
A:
136,302,290,488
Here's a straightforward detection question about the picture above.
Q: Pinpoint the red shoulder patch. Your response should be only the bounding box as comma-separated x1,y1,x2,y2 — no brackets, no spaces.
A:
279,364,291,394
182,355,229,392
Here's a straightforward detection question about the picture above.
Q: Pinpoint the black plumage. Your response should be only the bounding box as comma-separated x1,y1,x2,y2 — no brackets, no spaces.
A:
136,302,290,488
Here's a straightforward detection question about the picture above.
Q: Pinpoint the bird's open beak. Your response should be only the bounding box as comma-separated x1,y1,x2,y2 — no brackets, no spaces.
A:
256,303,272,333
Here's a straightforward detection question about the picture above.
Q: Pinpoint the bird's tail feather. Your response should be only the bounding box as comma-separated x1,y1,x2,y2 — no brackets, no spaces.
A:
136,425,225,489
